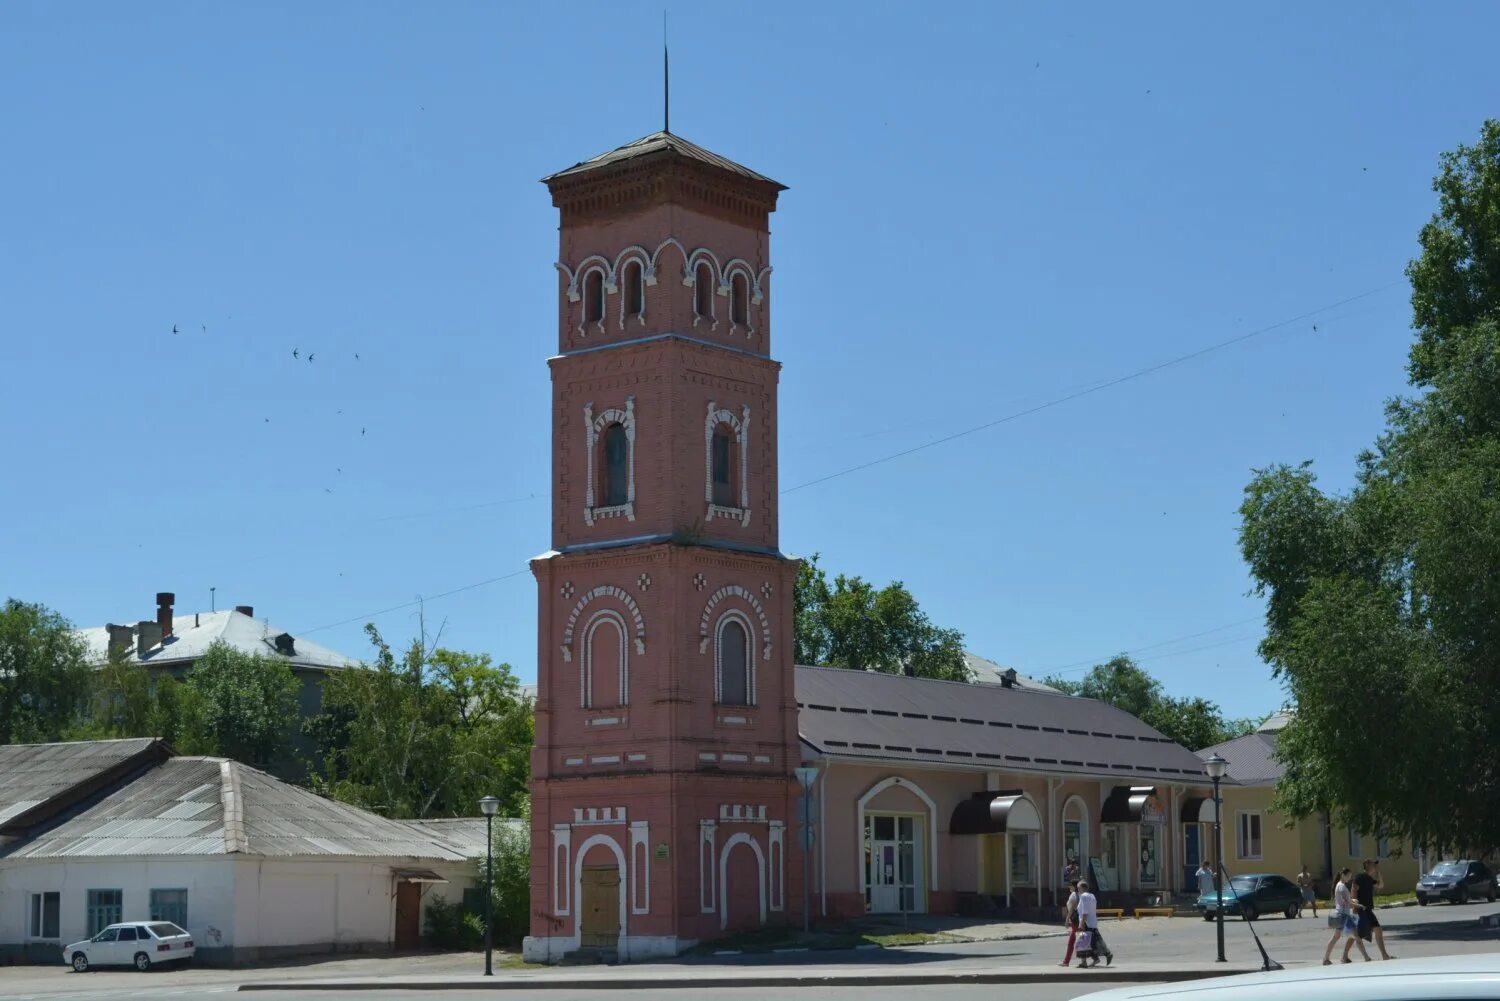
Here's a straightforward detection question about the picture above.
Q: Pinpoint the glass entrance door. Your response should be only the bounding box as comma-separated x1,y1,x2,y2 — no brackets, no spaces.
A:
1099,825,1121,892
865,815,919,912
1183,824,1202,889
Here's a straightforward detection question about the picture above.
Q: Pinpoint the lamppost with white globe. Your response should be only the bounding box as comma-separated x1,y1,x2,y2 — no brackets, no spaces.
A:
479,795,499,976
1203,754,1229,964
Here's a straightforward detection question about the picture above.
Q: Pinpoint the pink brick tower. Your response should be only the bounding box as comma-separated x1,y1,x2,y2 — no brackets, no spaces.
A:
523,132,801,962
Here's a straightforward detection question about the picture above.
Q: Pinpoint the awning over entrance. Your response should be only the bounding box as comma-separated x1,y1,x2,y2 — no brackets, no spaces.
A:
949,791,1042,835
1179,796,1217,824
393,868,448,883
1100,785,1157,824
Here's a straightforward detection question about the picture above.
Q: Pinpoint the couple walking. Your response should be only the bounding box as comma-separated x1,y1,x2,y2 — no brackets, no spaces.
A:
1323,858,1396,964
1060,879,1113,968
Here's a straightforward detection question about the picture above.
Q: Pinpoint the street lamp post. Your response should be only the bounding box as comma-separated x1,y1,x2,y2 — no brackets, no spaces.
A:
479,795,499,976
1204,754,1229,964
794,767,820,935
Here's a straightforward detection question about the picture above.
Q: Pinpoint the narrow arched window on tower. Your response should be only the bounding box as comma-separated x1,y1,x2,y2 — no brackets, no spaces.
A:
718,619,749,706
602,422,629,506
711,425,735,506
730,273,748,327
584,270,605,325
623,261,644,320
694,263,714,321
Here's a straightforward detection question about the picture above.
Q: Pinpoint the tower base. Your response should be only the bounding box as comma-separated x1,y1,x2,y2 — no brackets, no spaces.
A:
522,934,694,965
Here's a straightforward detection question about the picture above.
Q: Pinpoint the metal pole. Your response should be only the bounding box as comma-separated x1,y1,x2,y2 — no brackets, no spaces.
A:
802,782,812,934
484,813,494,976
1213,775,1226,963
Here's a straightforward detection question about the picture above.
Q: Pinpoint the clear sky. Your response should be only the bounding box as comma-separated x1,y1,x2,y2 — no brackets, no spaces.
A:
4,2,1496,720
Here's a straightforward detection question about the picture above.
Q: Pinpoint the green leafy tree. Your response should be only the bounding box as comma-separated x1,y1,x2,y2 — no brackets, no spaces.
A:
1239,121,1500,853
793,554,969,681
68,651,189,745
174,641,300,765
308,625,532,819
1044,655,1256,750
0,598,94,744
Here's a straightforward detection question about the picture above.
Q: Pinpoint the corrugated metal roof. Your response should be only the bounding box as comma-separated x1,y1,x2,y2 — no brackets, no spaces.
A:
0,738,160,826
75,609,361,672
796,665,1210,782
400,818,525,859
1198,731,1282,786
6,756,474,862
963,651,1061,693
544,131,784,188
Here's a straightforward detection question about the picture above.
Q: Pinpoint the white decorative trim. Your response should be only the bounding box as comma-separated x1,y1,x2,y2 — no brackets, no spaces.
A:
723,260,757,336
589,755,621,766
698,752,718,762
698,585,773,661
718,832,767,931
629,820,651,915
687,251,721,329
700,820,717,913
552,825,572,915
583,397,637,526
572,833,628,954
720,752,748,764
856,775,941,894
713,609,756,707
564,756,585,767
614,249,649,330
719,804,768,822
703,401,752,525
580,608,630,708
717,714,749,725
577,264,609,336
560,584,646,663
573,807,628,825
626,752,647,763
586,715,623,727
769,820,786,912
693,572,707,591
753,754,771,764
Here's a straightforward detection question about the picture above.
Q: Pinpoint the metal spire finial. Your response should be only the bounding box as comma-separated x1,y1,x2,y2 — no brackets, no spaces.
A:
663,11,670,134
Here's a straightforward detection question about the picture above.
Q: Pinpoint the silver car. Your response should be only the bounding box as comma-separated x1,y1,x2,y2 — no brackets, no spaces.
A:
1074,954,1500,1000
63,921,195,972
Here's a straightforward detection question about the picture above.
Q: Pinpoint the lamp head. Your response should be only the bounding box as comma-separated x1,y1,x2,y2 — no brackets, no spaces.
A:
1204,754,1229,781
479,795,500,817
793,766,819,791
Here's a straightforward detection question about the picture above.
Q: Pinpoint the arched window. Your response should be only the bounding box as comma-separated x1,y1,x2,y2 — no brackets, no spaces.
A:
694,263,714,321
718,619,749,706
730,273,748,326
582,611,626,708
584,270,605,325
623,261,644,320
711,425,735,506
602,423,629,506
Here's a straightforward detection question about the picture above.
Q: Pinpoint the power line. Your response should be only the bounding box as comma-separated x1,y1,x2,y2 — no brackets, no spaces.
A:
780,280,1404,494
300,567,532,635
1039,616,1263,676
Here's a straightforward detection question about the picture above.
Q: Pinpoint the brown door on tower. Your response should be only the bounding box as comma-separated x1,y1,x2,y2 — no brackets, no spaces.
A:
580,866,621,948
394,882,421,950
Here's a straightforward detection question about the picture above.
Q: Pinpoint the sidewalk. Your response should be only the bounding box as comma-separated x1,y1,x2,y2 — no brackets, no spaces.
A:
238,960,1261,991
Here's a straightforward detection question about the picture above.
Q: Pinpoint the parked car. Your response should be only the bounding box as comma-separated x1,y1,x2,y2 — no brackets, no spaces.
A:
63,921,195,972
1072,954,1500,1000
1195,873,1302,921
1417,860,1496,905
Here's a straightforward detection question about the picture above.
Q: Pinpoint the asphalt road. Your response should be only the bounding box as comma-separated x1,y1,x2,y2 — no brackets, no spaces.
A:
2,987,1139,1001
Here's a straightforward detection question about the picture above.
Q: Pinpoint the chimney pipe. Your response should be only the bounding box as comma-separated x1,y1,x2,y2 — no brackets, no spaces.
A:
156,592,175,639
234,605,254,618
106,623,135,658
136,620,163,656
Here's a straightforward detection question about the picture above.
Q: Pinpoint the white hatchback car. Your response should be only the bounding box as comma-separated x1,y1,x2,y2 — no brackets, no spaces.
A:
63,921,195,972
1074,955,1500,1001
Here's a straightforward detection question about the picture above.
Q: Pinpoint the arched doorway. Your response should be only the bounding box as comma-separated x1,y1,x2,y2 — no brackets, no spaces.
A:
719,834,766,932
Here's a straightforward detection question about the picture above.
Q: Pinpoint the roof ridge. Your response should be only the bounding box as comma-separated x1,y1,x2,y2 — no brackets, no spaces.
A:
219,760,248,854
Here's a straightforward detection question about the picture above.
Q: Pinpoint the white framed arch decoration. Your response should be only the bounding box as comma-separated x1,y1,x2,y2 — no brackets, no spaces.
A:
704,400,751,525
572,833,628,954
580,608,629,708
713,609,756,706
717,832,767,931
561,584,646,663
698,584,771,660
856,775,940,893
583,397,636,525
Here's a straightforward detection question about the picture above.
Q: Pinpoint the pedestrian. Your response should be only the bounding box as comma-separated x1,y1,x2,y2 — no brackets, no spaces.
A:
1344,858,1395,961
1297,864,1317,917
1059,880,1080,967
1063,858,1081,886
1074,879,1113,968
1324,867,1369,965
1196,859,1215,900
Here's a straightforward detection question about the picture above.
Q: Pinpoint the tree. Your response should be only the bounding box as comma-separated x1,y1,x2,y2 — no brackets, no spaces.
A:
794,554,969,681
1239,120,1500,854
307,625,532,819
174,641,300,765
68,650,189,745
0,598,94,744
1044,655,1256,750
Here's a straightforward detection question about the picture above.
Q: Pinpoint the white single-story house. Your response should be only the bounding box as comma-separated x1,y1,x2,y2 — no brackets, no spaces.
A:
0,739,489,965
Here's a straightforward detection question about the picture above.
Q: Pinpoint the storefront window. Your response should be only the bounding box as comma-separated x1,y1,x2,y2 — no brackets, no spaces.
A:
865,813,922,913
1139,825,1160,885
1010,832,1035,886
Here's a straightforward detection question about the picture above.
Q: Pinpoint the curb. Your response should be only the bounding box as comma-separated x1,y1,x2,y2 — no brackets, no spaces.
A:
1480,912,1500,929
237,968,1259,991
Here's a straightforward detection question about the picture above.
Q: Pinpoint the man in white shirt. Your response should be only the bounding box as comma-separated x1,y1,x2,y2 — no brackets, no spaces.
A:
1197,860,1215,899
1074,880,1113,967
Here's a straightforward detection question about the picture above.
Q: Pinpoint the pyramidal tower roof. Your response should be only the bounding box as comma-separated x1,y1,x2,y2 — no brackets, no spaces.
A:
543,130,785,189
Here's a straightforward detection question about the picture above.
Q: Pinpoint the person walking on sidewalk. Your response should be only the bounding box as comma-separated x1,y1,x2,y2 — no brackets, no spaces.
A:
1196,860,1215,900
1059,880,1080,967
1297,864,1317,917
1074,879,1113,968
1325,867,1370,965
1345,858,1396,961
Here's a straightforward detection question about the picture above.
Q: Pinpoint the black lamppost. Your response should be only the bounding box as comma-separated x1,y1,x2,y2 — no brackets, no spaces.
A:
794,766,819,934
479,795,499,976
1204,754,1229,964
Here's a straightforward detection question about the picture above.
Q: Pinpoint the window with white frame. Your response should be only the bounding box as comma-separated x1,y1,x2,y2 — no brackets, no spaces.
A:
622,260,645,324
1237,811,1263,859
693,262,714,324
30,892,60,939
730,272,749,327
87,888,122,936
583,270,605,326
583,398,636,525
716,616,752,706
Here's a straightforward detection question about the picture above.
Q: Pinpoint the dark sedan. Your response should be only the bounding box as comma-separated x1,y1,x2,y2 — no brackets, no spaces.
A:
1196,873,1303,921
1416,860,1496,905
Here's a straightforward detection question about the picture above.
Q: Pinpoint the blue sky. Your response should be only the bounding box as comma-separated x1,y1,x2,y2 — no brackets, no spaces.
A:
3,2,1495,719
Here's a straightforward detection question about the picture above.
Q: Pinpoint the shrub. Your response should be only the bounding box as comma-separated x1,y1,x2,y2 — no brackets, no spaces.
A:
424,896,482,950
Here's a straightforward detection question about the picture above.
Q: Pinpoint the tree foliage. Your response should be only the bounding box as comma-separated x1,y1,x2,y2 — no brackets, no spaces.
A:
1239,120,1500,853
793,554,969,681
307,625,532,819
0,598,94,744
1044,655,1257,750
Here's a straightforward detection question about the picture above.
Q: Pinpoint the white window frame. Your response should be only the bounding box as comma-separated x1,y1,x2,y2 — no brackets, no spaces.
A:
29,891,60,940
704,401,751,526
1236,810,1263,860
714,610,756,707
583,397,636,525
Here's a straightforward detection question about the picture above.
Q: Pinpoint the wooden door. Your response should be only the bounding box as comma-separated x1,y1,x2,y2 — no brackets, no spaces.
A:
394,882,421,950
579,866,620,948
